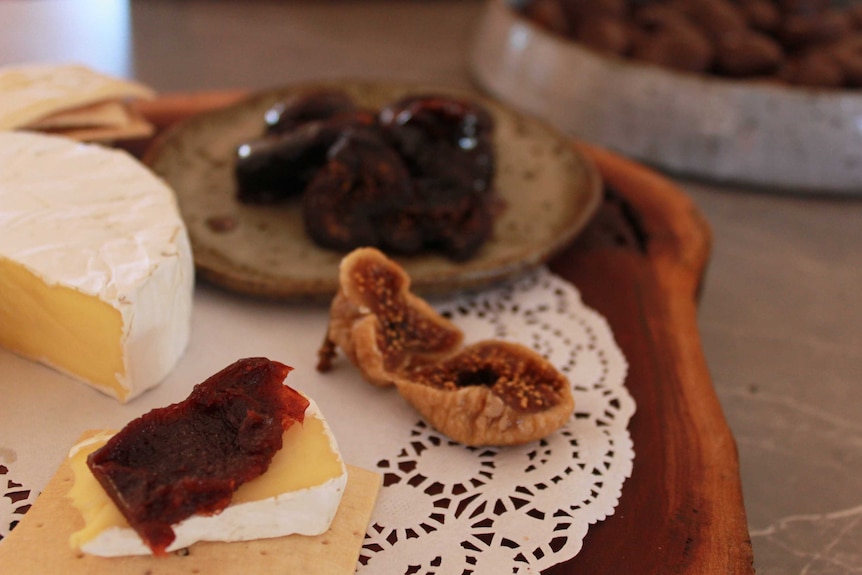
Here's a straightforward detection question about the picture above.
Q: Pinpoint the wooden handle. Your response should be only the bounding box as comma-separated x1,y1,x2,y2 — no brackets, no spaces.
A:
133,90,248,130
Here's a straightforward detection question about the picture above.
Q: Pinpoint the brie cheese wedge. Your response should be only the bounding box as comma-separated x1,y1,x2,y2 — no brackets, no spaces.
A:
0,131,193,401
67,398,348,556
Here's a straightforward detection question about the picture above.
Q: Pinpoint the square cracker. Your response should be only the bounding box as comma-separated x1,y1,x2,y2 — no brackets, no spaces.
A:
40,109,155,143
27,100,133,130
26,101,155,143
0,439,381,575
0,64,156,142
0,64,154,131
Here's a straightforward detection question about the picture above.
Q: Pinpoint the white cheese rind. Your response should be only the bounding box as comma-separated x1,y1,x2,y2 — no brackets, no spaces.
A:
81,474,348,557
0,131,193,401
73,398,348,557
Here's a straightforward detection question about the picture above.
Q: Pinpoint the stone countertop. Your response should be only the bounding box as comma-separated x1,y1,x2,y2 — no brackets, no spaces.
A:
2,0,860,572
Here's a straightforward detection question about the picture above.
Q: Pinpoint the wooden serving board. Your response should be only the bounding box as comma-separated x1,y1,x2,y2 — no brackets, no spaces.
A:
552,145,754,575
130,93,754,574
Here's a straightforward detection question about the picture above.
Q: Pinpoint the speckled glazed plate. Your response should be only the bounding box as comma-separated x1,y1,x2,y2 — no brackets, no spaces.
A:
145,80,602,301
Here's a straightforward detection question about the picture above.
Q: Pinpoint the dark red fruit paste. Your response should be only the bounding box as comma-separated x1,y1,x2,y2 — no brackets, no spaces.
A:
87,357,308,555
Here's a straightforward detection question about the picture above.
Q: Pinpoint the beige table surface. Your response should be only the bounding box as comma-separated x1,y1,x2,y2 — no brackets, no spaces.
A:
2,1,861,574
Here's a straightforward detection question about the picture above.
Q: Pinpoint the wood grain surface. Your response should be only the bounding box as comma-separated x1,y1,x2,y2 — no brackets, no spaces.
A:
131,94,754,574
550,145,754,574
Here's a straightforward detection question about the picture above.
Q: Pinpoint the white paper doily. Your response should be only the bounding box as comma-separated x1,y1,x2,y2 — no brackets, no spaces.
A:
355,267,635,573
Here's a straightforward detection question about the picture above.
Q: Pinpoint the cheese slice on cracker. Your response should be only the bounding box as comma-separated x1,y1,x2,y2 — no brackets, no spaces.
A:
0,427,381,575
70,398,350,556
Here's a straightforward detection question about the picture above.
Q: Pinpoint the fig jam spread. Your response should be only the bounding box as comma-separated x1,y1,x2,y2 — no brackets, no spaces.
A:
86,357,308,555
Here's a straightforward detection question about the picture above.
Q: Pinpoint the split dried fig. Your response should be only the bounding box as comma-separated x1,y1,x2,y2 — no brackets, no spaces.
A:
318,247,464,386
394,340,575,446
319,247,575,447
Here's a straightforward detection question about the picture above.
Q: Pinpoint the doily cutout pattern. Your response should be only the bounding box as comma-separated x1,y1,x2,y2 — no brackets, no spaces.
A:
0,464,36,542
357,266,635,574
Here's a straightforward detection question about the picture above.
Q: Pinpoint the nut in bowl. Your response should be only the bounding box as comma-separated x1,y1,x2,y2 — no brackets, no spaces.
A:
470,0,862,193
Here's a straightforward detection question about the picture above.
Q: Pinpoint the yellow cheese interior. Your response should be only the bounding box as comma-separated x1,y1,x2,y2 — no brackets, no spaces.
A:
233,413,343,502
68,411,344,549
0,257,127,400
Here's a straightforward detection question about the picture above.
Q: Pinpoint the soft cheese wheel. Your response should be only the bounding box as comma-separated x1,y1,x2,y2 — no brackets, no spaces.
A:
67,398,348,556
0,131,193,401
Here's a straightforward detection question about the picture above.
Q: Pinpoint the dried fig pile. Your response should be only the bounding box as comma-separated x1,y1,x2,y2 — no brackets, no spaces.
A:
235,90,497,261
517,0,862,88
